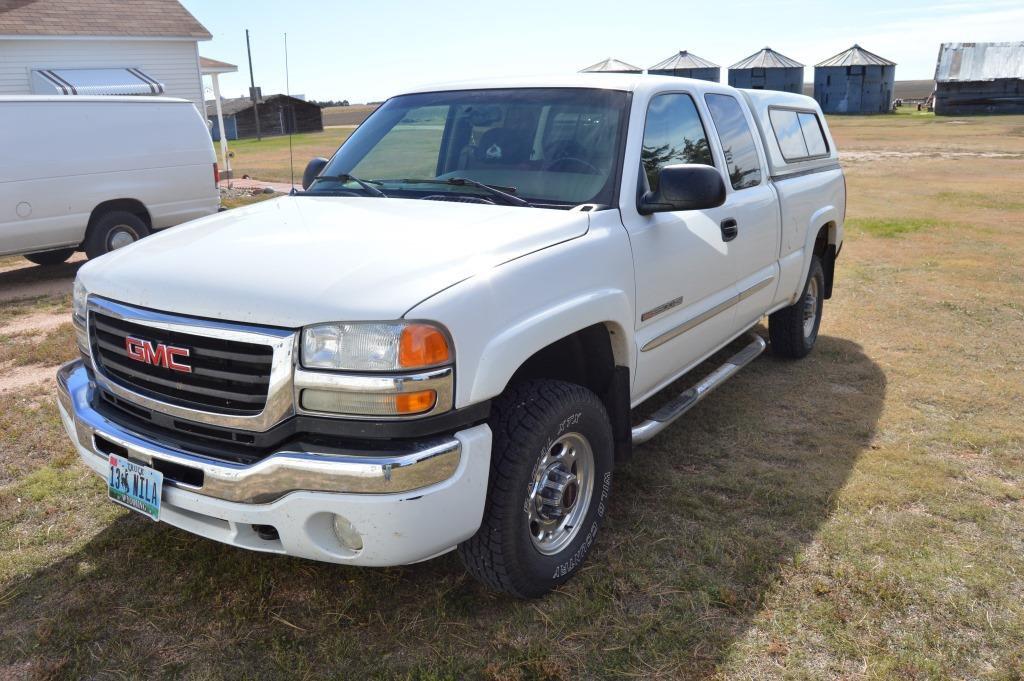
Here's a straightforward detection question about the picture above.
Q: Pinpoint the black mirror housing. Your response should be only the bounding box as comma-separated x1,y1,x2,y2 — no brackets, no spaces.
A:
302,157,329,190
638,164,727,215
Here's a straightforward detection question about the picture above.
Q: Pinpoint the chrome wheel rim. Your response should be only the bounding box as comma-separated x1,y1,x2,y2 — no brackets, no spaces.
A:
803,276,819,338
526,432,594,555
109,228,136,250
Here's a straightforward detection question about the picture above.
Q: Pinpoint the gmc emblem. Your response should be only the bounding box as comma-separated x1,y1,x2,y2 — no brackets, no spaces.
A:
124,336,192,373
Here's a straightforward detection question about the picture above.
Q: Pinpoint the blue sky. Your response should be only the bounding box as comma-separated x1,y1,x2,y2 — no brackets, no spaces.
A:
183,0,1024,103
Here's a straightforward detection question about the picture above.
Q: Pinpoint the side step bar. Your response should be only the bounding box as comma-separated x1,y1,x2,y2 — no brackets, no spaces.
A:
631,334,767,445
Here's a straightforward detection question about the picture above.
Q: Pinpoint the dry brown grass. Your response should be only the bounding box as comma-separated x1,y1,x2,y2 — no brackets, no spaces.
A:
0,112,1022,679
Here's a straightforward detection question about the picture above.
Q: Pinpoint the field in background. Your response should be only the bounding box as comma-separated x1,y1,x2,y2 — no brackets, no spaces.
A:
1,113,1022,679
322,103,378,127
226,128,352,184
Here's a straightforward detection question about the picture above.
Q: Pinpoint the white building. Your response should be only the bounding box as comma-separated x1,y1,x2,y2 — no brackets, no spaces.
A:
0,0,211,111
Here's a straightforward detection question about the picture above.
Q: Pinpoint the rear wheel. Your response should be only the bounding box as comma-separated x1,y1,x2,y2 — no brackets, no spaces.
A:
459,379,613,598
24,248,75,266
84,210,150,259
769,256,824,359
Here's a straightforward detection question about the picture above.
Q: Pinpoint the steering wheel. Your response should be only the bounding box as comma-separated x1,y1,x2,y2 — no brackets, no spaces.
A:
545,156,601,174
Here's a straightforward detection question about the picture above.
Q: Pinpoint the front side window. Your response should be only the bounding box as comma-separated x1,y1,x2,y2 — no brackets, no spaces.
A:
640,93,713,193
705,94,762,190
308,88,628,208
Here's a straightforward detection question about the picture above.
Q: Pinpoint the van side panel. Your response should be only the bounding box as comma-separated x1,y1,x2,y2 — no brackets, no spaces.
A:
0,98,218,256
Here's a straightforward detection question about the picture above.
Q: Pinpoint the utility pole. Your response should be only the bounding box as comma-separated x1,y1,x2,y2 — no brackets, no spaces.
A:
246,29,261,141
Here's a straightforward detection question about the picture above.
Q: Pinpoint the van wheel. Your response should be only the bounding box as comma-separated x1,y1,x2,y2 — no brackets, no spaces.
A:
769,256,824,359
84,211,150,259
458,379,613,598
24,248,75,266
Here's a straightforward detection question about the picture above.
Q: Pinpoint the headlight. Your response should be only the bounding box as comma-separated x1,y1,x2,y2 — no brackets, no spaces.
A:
72,278,90,356
301,322,450,371
297,321,454,418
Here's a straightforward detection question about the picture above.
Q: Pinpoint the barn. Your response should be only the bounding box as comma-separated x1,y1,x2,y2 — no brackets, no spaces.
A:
934,42,1024,116
208,95,323,140
648,51,720,83
814,45,896,114
728,47,804,93
579,58,642,74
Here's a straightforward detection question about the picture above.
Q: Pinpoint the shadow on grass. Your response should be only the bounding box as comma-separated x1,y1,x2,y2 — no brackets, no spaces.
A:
0,333,884,679
0,258,83,303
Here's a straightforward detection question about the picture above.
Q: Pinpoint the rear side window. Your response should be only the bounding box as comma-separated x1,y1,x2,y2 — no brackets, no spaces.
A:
769,108,829,161
640,93,713,193
704,94,762,190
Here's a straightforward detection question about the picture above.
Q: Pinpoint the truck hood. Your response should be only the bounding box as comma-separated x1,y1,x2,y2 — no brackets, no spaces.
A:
79,196,590,328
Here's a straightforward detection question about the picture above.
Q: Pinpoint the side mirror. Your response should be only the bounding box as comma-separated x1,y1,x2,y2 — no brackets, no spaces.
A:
638,164,726,215
302,157,329,190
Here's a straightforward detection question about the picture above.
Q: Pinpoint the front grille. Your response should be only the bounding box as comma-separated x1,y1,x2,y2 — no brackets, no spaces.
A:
90,311,274,415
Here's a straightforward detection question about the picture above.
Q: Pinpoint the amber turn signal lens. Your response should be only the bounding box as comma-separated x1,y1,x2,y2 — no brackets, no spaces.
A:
395,389,437,414
398,324,450,368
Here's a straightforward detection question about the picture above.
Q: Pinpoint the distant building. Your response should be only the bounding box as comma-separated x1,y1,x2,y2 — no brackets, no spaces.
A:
0,0,210,111
648,51,720,83
728,47,803,93
934,42,1024,116
207,95,323,140
814,45,896,114
579,58,642,74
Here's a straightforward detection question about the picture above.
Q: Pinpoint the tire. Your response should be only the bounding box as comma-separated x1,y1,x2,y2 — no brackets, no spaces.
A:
769,256,824,359
84,210,150,259
24,248,75,266
459,379,614,598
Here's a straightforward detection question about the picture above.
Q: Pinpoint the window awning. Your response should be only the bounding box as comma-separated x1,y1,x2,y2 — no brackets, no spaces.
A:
31,68,165,96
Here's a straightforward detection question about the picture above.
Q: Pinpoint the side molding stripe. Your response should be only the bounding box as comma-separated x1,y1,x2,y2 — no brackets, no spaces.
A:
640,275,774,352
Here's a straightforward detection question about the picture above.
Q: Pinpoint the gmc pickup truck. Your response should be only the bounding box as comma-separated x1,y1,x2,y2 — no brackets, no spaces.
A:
57,75,844,598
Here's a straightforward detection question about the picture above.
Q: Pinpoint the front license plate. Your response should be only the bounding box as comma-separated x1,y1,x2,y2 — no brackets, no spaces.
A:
107,453,163,521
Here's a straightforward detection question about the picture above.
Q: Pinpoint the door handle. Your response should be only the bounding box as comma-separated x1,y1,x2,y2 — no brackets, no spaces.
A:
720,218,738,242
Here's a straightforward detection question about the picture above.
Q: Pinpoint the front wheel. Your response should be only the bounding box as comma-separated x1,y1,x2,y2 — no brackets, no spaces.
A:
459,379,614,598
769,256,824,358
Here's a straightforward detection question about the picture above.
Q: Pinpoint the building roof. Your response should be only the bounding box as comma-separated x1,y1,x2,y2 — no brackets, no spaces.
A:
0,0,211,39
935,42,1024,82
208,94,317,116
817,44,895,68
579,58,643,74
730,47,803,70
649,51,718,71
200,56,238,75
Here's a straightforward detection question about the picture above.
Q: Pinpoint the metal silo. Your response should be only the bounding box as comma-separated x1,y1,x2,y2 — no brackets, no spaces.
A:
648,51,720,83
579,58,643,74
727,47,804,93
814,44,896,114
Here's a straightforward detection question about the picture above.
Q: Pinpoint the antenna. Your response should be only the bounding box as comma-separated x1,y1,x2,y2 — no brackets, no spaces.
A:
246,29,262,141
285,32,295,190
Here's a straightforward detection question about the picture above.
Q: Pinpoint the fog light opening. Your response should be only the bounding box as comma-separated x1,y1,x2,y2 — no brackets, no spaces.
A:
332,515,363,551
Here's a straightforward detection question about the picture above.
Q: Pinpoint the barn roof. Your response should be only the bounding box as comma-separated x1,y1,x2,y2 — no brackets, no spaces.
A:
209,94,318,115
935,42,1024,82
579,58,643,74
816,44,895,68
649,51,718,71
730,47,803,70
0,0,211,39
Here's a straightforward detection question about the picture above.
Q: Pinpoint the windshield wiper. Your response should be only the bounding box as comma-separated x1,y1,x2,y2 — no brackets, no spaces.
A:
308,174,388,197
382,178,531,207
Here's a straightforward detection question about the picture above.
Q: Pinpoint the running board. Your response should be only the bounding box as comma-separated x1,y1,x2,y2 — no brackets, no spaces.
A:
631,334,767,445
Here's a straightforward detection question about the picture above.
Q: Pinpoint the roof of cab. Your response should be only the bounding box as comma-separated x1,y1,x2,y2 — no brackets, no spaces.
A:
397,73,730,96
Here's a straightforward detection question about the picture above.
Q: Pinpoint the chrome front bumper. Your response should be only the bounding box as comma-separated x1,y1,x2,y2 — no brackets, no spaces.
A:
56,360,463,504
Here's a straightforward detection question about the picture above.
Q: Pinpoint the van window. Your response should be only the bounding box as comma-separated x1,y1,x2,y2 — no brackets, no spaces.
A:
640,93,713,193
769,108,829,161
704,94,762,190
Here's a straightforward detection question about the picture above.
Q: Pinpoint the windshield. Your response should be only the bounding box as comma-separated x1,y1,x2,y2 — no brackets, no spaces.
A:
308,88,629,208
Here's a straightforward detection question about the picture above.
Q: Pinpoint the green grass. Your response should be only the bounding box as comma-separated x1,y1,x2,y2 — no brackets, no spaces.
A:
846,217,939,237
228,129,352,183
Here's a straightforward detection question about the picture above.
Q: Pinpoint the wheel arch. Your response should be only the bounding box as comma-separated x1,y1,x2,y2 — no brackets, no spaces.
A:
87,198,152,234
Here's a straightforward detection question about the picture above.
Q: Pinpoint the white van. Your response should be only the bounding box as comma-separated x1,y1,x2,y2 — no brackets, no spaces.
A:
0,96,220,265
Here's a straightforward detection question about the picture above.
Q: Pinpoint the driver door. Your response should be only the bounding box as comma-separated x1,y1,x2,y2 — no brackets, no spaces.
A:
622,93,739,400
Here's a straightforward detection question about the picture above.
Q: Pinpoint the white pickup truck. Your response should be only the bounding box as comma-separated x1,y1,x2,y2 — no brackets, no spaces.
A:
57,75,844,598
